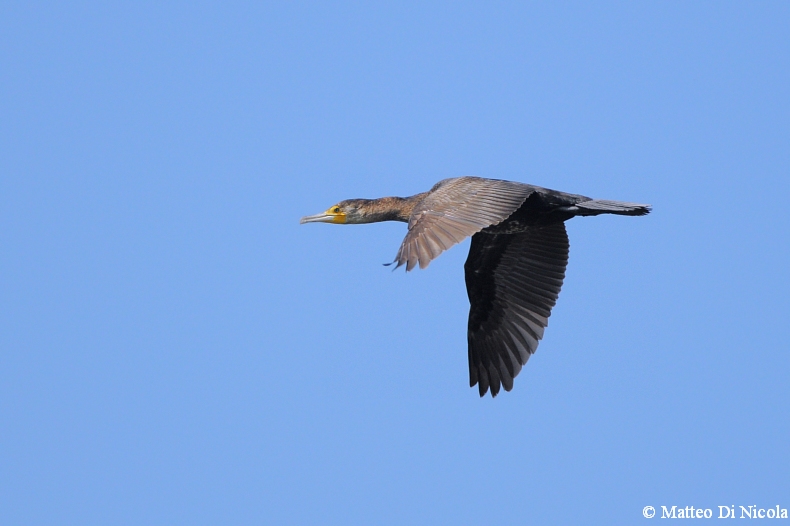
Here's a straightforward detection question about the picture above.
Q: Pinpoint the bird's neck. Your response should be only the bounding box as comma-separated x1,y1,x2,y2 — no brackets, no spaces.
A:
364,192,429,223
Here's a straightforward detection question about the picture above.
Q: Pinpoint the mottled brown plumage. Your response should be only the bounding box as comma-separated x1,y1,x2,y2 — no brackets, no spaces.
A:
301,176,650,397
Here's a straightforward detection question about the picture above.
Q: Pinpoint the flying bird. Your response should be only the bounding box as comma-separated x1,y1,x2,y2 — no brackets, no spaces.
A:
300,176,650,397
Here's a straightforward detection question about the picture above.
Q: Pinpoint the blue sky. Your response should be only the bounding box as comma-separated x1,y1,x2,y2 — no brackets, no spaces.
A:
1,2,788,524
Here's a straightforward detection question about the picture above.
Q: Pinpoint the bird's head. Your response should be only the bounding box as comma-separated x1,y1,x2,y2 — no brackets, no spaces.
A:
300,199,373,225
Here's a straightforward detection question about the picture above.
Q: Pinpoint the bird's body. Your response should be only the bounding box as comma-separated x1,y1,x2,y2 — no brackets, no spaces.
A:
301,177,650,397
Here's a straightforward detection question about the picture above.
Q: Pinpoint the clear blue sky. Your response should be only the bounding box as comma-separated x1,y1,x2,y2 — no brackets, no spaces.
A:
2,2,788,524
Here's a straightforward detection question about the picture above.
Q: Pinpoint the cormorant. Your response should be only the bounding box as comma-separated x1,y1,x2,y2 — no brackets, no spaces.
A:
300,176,650,397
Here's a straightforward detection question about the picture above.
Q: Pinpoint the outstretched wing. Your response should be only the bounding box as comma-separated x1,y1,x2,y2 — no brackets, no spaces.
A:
393,177,534,271
465,222,569,397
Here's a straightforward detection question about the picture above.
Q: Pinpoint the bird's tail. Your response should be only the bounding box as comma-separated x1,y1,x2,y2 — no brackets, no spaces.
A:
573,199,651,217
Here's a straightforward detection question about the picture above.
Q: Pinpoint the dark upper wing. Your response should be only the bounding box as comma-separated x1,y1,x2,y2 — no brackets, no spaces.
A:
465,222,569,397
394,177,534,271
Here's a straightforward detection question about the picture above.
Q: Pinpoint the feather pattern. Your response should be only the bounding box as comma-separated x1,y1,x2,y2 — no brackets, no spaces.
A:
464,223,569,397
393,177,535,271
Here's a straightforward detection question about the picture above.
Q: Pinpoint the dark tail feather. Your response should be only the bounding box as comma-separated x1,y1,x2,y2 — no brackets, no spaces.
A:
573,200,651,217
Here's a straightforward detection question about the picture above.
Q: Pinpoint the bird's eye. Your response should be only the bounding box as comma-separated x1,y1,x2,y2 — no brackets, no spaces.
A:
332,207,341,213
